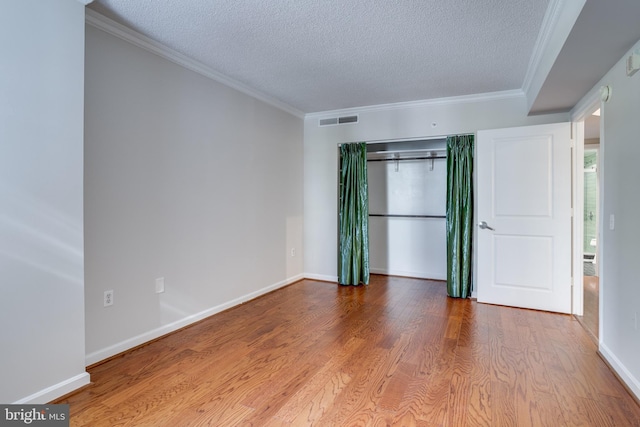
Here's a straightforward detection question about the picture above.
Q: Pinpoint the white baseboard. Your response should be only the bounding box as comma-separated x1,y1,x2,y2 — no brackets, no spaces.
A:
85,274,303,366
14,372,90,404
599,342,640,400
369,268,446,281
303,273,338,283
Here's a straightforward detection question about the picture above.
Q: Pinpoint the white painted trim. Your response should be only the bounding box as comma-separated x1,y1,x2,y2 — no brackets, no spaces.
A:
600,343,640,400
306,90,524,120
304,273,338,283
522,0,587,112
369,268,445,282
85,274,304,366
522,0,564,98
13,373,90,404
570,92,600,318
85,10,304,119
472,131,479,302
571,86,601,122
572,121,585,316
597,108,606,347
77,0,94,4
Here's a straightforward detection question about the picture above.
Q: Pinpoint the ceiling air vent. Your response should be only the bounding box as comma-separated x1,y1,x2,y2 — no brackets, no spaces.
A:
338,115,358,124
318,115,358,127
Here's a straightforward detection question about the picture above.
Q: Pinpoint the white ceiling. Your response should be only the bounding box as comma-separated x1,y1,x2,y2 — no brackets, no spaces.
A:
87,0,640,116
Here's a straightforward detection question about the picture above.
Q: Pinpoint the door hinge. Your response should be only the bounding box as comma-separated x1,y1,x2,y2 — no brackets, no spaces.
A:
570,139,575,148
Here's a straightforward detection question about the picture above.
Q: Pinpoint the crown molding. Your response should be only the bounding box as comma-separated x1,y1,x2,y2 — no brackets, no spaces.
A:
522,0,563,96
85,9,305,118
305,89,524,120
77,0,94,4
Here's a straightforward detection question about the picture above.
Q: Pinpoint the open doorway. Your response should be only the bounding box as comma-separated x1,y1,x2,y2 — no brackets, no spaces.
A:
575,110,600,340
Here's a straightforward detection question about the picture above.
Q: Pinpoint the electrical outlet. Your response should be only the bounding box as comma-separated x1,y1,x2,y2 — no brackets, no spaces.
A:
291,247,296,257
104,290,114,307
155,277,165,294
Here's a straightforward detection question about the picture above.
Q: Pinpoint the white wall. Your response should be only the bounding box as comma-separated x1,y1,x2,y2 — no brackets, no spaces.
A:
368,157,447,280
0,0,89,403
575,38,640,398
304,95,568,281
84,26,304,363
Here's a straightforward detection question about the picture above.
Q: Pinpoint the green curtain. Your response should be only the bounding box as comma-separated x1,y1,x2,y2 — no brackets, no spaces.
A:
338,142,370,285
446,135,474,298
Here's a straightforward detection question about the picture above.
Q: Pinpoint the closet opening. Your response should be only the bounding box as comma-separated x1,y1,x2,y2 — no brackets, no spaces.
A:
366,138,447,280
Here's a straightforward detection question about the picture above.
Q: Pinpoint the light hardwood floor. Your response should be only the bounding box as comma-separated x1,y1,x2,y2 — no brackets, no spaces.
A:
58,275,640,426
576,274,599,340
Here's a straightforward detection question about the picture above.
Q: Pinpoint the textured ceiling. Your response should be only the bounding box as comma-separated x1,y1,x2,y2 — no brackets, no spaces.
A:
89,0,550,114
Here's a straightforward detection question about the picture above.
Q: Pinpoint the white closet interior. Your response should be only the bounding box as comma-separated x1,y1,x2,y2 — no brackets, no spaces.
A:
367,139,447,280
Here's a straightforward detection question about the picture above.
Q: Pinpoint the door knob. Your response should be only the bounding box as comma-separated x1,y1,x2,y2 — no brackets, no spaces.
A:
478,221,495,231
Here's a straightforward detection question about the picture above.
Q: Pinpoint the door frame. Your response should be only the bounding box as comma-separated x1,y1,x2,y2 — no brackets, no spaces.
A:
572,120,585,316
570,92,602,327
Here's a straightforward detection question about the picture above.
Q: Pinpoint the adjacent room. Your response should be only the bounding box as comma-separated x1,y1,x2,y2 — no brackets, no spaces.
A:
3,0,640,424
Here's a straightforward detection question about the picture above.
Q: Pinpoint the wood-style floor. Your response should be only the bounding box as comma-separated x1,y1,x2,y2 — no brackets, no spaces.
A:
58,275,640,426
576,274,599,340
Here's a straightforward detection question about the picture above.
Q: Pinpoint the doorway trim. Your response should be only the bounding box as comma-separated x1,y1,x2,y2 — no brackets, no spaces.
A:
572,120,586,316
570,91,601,324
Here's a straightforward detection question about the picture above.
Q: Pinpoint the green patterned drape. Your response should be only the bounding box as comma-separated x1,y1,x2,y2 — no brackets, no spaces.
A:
446,135,474,298
338,142,370,285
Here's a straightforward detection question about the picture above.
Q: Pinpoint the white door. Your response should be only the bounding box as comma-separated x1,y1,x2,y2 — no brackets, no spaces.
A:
477,123,572,313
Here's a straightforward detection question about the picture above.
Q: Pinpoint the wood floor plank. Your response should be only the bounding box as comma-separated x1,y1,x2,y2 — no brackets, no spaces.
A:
490,380,517,427
313,348,387,426
447,347,471,426
541,350,598,427
466,344,492,427
526,390,566,427
286,370,352,426
599,394,640,427
377,361,415,411
166,403,255,427
57,276,640,426
402,338,458,425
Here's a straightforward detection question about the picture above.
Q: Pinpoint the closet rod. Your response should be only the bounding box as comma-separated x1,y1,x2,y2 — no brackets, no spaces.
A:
367,156,446,162
369,214,446,219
